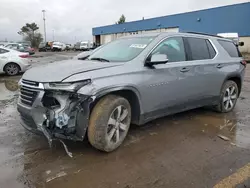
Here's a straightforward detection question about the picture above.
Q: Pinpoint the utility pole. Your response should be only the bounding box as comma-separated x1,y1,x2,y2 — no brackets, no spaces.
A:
42,10,47,42
52,29,55,41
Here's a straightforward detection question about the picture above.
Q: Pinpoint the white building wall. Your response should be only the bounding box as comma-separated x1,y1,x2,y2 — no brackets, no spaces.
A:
99,27,179,44
239,37,250,53
100,34,113,44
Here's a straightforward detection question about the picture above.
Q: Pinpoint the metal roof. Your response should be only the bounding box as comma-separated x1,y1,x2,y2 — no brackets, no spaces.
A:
93,2,250,37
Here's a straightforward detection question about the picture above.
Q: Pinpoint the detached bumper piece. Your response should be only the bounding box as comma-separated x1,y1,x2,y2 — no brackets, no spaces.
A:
17,79,94,157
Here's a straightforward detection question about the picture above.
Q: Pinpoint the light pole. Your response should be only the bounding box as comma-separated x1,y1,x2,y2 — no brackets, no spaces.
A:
42,10,47,42
52,29,55,41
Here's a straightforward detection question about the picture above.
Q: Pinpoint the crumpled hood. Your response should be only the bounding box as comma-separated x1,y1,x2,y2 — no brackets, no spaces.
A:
22,60,123,82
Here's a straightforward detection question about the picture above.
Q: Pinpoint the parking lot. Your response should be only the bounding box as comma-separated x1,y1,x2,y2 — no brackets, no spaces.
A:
0,52,250,188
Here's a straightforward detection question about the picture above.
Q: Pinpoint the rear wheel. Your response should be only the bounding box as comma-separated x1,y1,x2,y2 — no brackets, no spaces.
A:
215,80,239,113
4,63,20,76
88,95,131,152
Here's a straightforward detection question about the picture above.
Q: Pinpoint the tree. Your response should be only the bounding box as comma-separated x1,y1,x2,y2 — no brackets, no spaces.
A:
18,23,43,48
117,14,126,24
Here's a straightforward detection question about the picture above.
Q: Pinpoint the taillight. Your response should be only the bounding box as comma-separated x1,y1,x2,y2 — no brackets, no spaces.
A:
241,60,247,66
19,54,29,58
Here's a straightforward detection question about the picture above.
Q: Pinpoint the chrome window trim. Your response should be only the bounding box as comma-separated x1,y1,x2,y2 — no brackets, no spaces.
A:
207,39,219,60
144,35,219,64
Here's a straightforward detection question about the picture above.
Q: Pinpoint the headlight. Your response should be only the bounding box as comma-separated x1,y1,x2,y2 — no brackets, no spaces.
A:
44,79,91,92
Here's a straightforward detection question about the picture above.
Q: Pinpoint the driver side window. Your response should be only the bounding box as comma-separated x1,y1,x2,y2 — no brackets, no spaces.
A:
152,37,186,62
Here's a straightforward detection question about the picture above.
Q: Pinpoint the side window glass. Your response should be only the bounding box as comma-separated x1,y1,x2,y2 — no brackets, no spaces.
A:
218,40,240,57
206,40,216,58
151,37,186,62
187,37,210,60
0,49,8,54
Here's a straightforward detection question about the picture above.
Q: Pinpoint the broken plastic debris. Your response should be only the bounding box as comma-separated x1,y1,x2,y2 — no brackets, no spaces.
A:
230,124,236,132
46,170,51,175
59,140,73,158
149,132,158,136
74,169,81,174
46,171,67,183
218,134,230,141
231,142,236,146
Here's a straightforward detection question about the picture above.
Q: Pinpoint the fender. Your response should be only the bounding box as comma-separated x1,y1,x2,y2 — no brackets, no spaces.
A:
222,73,243,93
77,84,144,114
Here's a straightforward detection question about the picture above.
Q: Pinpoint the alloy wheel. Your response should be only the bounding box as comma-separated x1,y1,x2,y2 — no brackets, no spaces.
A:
5,64,19,76
223,85,238,111
106,105,129,144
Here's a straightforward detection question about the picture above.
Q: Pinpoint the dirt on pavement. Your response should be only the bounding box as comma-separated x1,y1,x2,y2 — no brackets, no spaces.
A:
0,57,249,188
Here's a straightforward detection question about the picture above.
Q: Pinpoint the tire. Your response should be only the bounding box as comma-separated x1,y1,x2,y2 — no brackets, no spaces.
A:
215,80,239,113
88,95,131,152
4,63,20,76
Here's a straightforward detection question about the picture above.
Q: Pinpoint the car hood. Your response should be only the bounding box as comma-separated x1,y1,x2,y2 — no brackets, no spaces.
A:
22,60,123,82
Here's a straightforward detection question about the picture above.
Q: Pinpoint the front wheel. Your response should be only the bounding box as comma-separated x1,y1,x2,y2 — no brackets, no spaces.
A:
215,80,239,113
88,95,131,152
4,63,20,76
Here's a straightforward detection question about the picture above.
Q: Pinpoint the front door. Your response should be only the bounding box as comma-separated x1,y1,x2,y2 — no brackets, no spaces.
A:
140,36,194,120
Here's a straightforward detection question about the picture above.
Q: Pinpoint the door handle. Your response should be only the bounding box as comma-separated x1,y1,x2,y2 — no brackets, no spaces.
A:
216,64,224,69
180,67,190,73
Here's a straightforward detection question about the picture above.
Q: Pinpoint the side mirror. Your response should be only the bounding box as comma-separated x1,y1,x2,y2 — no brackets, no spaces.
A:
239,42,244,46
146,54,168,66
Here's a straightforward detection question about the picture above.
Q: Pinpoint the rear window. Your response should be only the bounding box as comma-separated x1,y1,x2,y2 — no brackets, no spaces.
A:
218,40,240,57
0,48,9,54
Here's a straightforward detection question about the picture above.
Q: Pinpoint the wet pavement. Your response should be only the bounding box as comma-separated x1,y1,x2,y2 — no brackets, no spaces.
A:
0,57,250,188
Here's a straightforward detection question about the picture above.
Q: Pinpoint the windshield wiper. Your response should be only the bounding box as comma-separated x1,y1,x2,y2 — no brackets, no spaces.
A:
90,57,110,62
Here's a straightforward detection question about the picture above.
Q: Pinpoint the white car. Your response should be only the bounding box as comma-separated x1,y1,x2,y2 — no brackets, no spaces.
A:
52,42,66,51
0,47,31,76
80,41,93,51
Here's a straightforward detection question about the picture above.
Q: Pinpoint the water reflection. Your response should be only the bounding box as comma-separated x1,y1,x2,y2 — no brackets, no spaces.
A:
0,79,19,101
4,79,19,91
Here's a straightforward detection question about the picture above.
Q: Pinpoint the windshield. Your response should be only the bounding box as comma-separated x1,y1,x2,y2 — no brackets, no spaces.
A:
88,37,155,62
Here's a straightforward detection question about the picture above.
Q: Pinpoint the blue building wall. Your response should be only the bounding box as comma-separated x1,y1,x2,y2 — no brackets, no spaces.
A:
92,2,250,36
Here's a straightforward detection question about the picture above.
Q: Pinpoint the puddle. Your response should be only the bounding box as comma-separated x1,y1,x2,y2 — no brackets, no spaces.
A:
193,108,250,149
0,79,19,101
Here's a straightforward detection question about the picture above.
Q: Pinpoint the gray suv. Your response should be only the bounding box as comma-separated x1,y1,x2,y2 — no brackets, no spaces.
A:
17,32,246,152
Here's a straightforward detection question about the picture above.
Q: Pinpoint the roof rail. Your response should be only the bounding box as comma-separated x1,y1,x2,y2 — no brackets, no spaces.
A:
186,32,224,38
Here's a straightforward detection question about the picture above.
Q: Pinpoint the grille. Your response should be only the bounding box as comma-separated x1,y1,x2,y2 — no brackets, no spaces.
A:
20,86,38,106
20,79,41,106
22,79,39,87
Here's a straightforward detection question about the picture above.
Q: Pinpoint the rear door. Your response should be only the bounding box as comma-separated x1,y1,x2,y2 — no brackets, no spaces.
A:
183,37,219,106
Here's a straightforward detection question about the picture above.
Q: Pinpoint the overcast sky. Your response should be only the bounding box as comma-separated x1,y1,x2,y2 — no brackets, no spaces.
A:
0,0,248,43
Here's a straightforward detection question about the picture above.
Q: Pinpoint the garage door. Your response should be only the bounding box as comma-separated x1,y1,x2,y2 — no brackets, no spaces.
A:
142,27,179,34
101,34,112,44
162,27,179,32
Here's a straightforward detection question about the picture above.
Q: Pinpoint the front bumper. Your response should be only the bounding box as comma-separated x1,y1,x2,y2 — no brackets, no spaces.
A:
17,82,92,142
17,102,43,135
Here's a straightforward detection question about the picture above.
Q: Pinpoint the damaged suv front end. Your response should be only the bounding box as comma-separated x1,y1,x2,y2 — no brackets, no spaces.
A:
17,79,94,146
